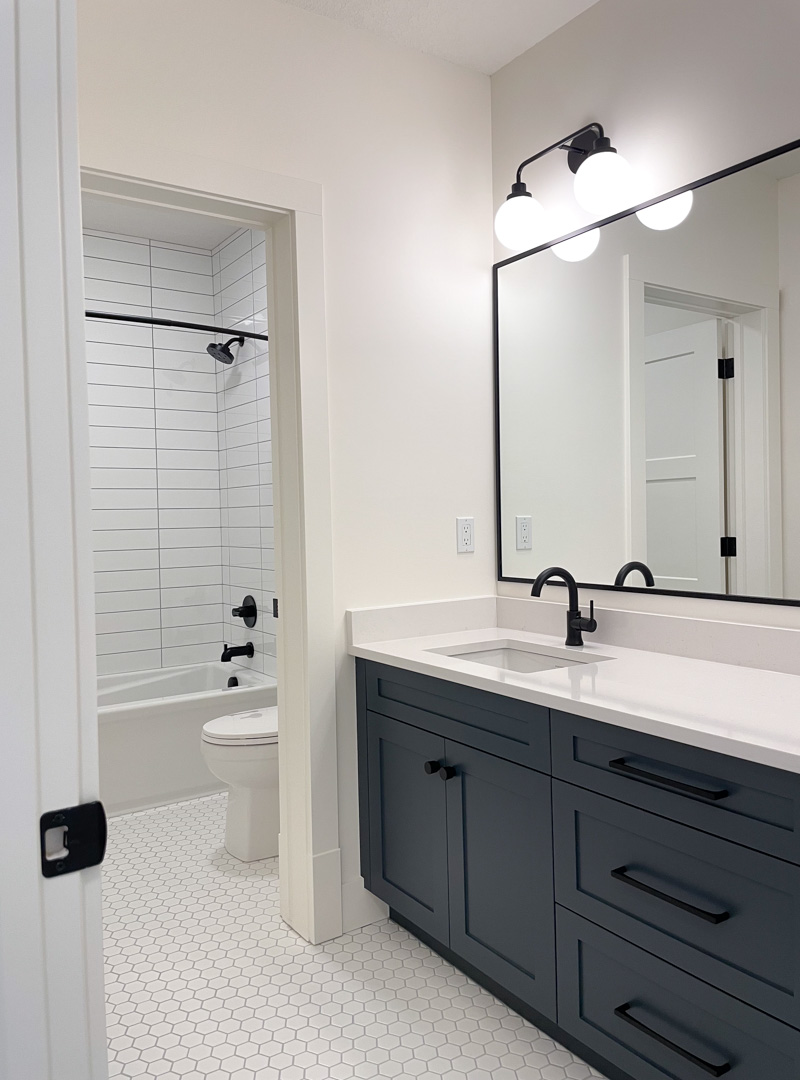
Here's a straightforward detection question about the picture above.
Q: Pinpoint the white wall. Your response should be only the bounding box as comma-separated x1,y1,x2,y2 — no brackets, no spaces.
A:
76,0,494,929
492,0,800,624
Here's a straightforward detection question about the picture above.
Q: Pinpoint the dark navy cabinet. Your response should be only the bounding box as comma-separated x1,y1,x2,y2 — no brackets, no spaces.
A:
356,658,800,1080
553,780,800,1028
446,742,555,1016
557,907,800,1079
365,711,450,942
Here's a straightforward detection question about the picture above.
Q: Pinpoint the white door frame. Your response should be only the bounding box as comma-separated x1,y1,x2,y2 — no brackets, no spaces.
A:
78,158,343,945
1,2,107,1077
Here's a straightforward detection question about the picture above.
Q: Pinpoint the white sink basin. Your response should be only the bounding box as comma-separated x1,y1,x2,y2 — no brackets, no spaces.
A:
428,638,613,674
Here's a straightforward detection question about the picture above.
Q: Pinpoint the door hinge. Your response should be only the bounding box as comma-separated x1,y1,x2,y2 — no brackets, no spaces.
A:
720,536,737,558
718,357,734,379
272,597,279,619
40,801,107,878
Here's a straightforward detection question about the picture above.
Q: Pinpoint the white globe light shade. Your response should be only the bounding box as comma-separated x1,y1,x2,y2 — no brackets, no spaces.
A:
573,150,636,218
636,190,694,230
494,194,546,251
551,227,600,262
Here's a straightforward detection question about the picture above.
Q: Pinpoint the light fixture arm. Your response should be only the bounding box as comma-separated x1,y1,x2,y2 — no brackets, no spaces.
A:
514,122,605,185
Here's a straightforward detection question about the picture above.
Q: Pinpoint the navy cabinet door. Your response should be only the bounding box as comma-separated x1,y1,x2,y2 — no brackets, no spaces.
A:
445,740,556,1019
366,712,450,943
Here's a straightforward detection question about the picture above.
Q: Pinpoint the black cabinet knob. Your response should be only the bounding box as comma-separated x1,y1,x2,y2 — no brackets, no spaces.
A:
423,760,441,775
439,765,457,781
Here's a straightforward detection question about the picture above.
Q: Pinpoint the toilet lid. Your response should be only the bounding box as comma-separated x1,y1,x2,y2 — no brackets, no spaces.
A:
202,707,278,745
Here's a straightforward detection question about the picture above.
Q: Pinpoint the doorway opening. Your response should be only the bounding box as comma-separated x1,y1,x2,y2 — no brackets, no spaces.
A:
82,198,277,815
82,163,343,899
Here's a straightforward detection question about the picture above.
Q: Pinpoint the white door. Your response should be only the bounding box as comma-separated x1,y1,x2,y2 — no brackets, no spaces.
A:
1,2,108,1078
644,320,725,593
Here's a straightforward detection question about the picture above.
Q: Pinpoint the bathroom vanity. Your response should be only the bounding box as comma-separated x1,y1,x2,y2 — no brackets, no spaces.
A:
352,618,800,1080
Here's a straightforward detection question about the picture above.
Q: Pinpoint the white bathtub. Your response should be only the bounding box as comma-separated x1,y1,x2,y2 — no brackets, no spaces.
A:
98,662,277,815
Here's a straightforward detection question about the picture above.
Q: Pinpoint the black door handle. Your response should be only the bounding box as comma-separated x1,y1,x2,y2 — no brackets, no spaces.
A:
614,1003,731,1076
609,758,729,801
423,760,442,775
611,866,730,924
439,765,457,781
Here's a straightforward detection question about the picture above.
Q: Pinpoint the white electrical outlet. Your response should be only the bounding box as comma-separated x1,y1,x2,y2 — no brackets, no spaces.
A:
516,515,532,551
456,517,474,553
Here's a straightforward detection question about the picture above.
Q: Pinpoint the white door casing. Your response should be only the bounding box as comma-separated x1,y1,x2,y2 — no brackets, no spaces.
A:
78,164,344,946
0,1,108,1077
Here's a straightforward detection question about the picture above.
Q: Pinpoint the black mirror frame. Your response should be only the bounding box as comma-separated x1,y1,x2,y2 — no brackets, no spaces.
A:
494,135,800,607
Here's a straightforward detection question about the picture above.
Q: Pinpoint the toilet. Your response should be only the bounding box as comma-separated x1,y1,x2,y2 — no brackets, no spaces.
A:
201,707,279,862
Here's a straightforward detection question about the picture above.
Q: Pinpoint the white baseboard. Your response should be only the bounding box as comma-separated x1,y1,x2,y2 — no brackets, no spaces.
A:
341,875,389,934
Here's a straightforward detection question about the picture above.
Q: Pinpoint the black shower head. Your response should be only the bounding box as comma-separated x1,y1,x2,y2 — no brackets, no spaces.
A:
207,336,245,364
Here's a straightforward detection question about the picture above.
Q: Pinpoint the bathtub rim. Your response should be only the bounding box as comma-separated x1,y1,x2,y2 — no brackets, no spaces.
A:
98,667,278,720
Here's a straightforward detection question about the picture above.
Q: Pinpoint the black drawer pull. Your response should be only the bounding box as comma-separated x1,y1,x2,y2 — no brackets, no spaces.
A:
609,758,729,801
439,765,457,781
423,760,442,775
611,866,730,925
614,1003,731,1076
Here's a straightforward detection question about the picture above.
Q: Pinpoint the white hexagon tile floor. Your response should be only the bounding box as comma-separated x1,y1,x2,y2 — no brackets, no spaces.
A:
103,793,607,1080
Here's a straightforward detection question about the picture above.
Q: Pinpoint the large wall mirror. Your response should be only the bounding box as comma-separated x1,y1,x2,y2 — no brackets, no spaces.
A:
495,137,800,604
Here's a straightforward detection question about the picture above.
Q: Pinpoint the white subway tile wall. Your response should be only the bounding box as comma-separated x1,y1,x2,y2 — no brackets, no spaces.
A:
84,228,273,676
214,229,276,678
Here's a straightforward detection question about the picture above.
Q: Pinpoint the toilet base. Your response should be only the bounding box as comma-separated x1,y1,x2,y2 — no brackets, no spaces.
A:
225,782,279,862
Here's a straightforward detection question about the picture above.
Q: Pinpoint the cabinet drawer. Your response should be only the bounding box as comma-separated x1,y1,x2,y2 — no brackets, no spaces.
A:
552,712,800,863
557,907,800,1080
554,781,800,1027
364,661,549,771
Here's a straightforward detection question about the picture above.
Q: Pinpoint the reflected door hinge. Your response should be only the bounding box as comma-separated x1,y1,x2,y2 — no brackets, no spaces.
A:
720,536,737,558
272,598,279,619
40,801,107,878
718,357,735,379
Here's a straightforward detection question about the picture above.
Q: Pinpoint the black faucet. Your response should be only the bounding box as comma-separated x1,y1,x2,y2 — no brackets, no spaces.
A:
221,642,255,663
530,566,597,647
614,560,655,587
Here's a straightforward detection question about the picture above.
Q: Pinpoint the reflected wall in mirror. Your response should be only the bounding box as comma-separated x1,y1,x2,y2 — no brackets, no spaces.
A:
496,139,800,603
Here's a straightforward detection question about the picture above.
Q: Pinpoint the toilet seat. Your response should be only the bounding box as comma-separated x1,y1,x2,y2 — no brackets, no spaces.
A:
202,706,278,747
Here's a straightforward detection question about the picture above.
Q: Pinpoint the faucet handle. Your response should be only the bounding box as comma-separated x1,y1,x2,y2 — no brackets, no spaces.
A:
584,600,597,633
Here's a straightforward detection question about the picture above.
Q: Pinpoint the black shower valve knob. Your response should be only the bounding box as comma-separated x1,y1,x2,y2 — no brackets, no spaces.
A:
231,595,258,628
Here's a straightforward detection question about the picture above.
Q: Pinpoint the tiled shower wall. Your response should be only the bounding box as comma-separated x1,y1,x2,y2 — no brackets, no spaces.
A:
84,227,274,677
214,230,276,678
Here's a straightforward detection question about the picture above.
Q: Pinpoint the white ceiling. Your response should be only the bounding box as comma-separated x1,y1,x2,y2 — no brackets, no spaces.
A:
81,193,242,250
275,0,601,74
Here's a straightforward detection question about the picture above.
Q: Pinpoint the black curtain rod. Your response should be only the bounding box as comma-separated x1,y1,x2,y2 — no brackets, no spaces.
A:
85,310,269,342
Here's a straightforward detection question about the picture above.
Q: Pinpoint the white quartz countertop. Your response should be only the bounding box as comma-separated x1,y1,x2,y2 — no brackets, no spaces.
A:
348,617,800,775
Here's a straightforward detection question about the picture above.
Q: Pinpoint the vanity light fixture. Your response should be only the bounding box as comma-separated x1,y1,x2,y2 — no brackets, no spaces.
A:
496,123,634,253
571,131,635,217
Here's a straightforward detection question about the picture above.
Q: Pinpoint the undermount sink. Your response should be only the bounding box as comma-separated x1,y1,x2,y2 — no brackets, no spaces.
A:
428,638,613,674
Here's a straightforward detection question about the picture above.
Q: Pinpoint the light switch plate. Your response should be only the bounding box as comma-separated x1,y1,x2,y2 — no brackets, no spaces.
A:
516,515,532,550
456,517,474,553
